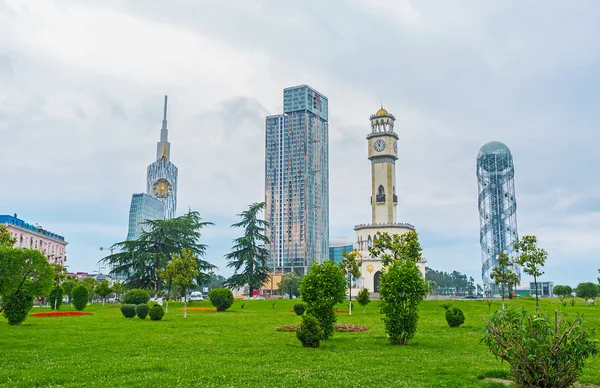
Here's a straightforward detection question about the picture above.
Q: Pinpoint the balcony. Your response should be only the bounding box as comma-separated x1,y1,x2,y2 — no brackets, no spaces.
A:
376,194,385,203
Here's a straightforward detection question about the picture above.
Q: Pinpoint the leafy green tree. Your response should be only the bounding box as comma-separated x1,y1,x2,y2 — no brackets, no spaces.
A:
514,235,547,315
490,252,519,309
82,277,97,302
157,259,177,313
49,263,67,310
224,202,270,298
95,280,112,306
49,285,63,311
0,246,54,315
277,272,301,299
340,250,362,315
369,231,429,345
112,281,123,302
356,288,371,314
72,284,90,311
553,285,573,300
0,224,16,247
100,210,214,294
164,248,199,319
61,280,78,304
576,282,599,304
299,260,346,340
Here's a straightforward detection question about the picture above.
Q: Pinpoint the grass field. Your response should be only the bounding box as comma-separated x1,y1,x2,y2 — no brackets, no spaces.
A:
1,297,599,387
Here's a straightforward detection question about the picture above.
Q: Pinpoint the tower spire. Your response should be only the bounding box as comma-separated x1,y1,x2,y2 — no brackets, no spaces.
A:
161,141,167,159
162,95,168,129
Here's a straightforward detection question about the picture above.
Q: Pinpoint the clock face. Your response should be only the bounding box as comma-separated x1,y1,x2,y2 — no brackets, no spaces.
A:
152,178,172,199
393,141,398,154
373,139,386,152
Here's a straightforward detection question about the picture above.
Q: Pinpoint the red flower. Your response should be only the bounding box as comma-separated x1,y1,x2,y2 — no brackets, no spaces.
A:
29,312,93,317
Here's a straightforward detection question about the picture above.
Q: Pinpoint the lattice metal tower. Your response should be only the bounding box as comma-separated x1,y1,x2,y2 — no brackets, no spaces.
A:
476,141,520,293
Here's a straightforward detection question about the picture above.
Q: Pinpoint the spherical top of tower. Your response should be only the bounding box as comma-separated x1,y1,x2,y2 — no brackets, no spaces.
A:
477,141,512,158
376,107,389,116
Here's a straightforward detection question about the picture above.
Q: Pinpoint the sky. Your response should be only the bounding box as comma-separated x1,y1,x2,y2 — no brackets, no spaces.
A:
1,0,599,287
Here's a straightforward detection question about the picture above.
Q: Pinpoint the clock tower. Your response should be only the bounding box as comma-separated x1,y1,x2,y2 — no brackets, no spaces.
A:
354,105,426,293
146,96,178,220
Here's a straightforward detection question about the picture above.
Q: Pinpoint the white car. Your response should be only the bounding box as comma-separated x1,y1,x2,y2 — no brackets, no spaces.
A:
189,292,204,301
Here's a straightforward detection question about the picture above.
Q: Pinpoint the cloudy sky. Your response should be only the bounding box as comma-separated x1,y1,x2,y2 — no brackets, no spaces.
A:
1,0,599,287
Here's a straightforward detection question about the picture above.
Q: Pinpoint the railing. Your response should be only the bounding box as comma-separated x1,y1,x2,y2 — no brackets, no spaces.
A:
354,222,415,230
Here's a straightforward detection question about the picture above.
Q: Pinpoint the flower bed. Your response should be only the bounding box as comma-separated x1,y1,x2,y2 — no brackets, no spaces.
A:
30,312,93,317
178,307,216,311
276,323,368,332
290,309,349,313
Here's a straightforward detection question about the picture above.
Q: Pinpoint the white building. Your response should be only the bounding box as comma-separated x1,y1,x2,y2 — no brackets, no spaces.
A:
353,106,426,293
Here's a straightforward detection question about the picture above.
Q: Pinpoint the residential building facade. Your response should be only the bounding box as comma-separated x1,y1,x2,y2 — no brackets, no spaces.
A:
265,85,329,275
1,213,67,266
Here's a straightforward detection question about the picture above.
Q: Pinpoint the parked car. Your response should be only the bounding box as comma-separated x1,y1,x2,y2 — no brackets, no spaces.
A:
189,291,204,301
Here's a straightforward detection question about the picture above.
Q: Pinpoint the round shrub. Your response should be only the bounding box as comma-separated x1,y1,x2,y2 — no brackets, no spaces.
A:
294,303,306,316
72,284,90,311
445,307,465,328
136,304,150,319
296,314,323,348
123,289,150,305
3,291,34,325
208,288,234,312
49,285,63,310
120,304,137,318
149,304,164,321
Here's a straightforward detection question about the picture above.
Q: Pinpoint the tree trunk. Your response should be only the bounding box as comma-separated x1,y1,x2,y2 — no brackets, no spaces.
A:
501,284,505,309
534,275,539,316
102,298,105,307
183,288,187,319
289,286,293,299
349,276,352,316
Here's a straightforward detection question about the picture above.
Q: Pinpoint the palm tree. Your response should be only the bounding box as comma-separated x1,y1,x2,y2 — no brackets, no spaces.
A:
99,210,215,294
225,202,270,297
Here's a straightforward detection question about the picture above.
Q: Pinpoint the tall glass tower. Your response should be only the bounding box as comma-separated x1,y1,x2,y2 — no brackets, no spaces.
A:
476,141,520,292
126,193,165,241
265,85,329,275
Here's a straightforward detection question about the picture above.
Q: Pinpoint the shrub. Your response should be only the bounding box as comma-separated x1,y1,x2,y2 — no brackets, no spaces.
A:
72,284,90,311
123,289,150,305
149,304,164,321
293,303,306,316
299,261,346,340
483,308,598,388
356,288,371,313
440,303,452,310
445,307,465,328
49,285,63,310
208,288,234,312
3,291,34,325
120,304,137,318
296,314,323,348
135,304,149,319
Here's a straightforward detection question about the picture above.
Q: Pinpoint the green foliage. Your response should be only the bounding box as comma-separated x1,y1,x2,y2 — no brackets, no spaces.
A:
299,260,346,340
120,304,137,318
0,224,16,247
489,252,519,309
160,248,200,318
72,284,90,311
553,285,573,299
95,280,112,303
208,288,234,311
0,247,54,313
149,303,164,321
111,281,123,301
293,303,306,316
426,267,472,296
445,307,465,328
570,298,576,307
49,285,63,310
440,303,452,310
136,304,150,319
277,272,301,299
224,202,271,297
514,235,548,314
370,231,428,345
61,280,78,300
3,291,34,325
123,289,150,305
576,282,599,302
356,288,371,313
296,314,323,348
483,308,598,388
100,210,215,293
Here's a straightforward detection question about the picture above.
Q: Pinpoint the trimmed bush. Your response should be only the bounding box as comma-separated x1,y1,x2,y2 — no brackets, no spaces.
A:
123,289,150,305
208,288,234,312
120,304,137,318
296,314,323,348
3,291,34,325
149,304,164,321
72,284,90,311
136,304,150,319
49,285,63,310
356,288,371,313
445,307,465,328
293,303,306,316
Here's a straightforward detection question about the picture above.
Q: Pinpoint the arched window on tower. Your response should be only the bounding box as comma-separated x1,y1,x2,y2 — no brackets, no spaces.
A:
377,185,385,202
367,235,372,248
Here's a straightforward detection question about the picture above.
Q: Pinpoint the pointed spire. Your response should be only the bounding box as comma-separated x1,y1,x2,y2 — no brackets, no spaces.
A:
161,141,167,159
381,100,383,110
162,95,168,129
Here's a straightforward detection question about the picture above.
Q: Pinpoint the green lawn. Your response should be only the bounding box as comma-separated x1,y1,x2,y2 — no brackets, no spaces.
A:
1,298,599,387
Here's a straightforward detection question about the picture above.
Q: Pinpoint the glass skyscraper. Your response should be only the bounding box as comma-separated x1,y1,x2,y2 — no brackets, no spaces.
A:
329,243,354,264
126,193,165,241
265,85,329,275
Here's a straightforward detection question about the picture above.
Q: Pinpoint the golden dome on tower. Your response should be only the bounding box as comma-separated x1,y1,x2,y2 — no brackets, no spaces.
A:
376,103,388,116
